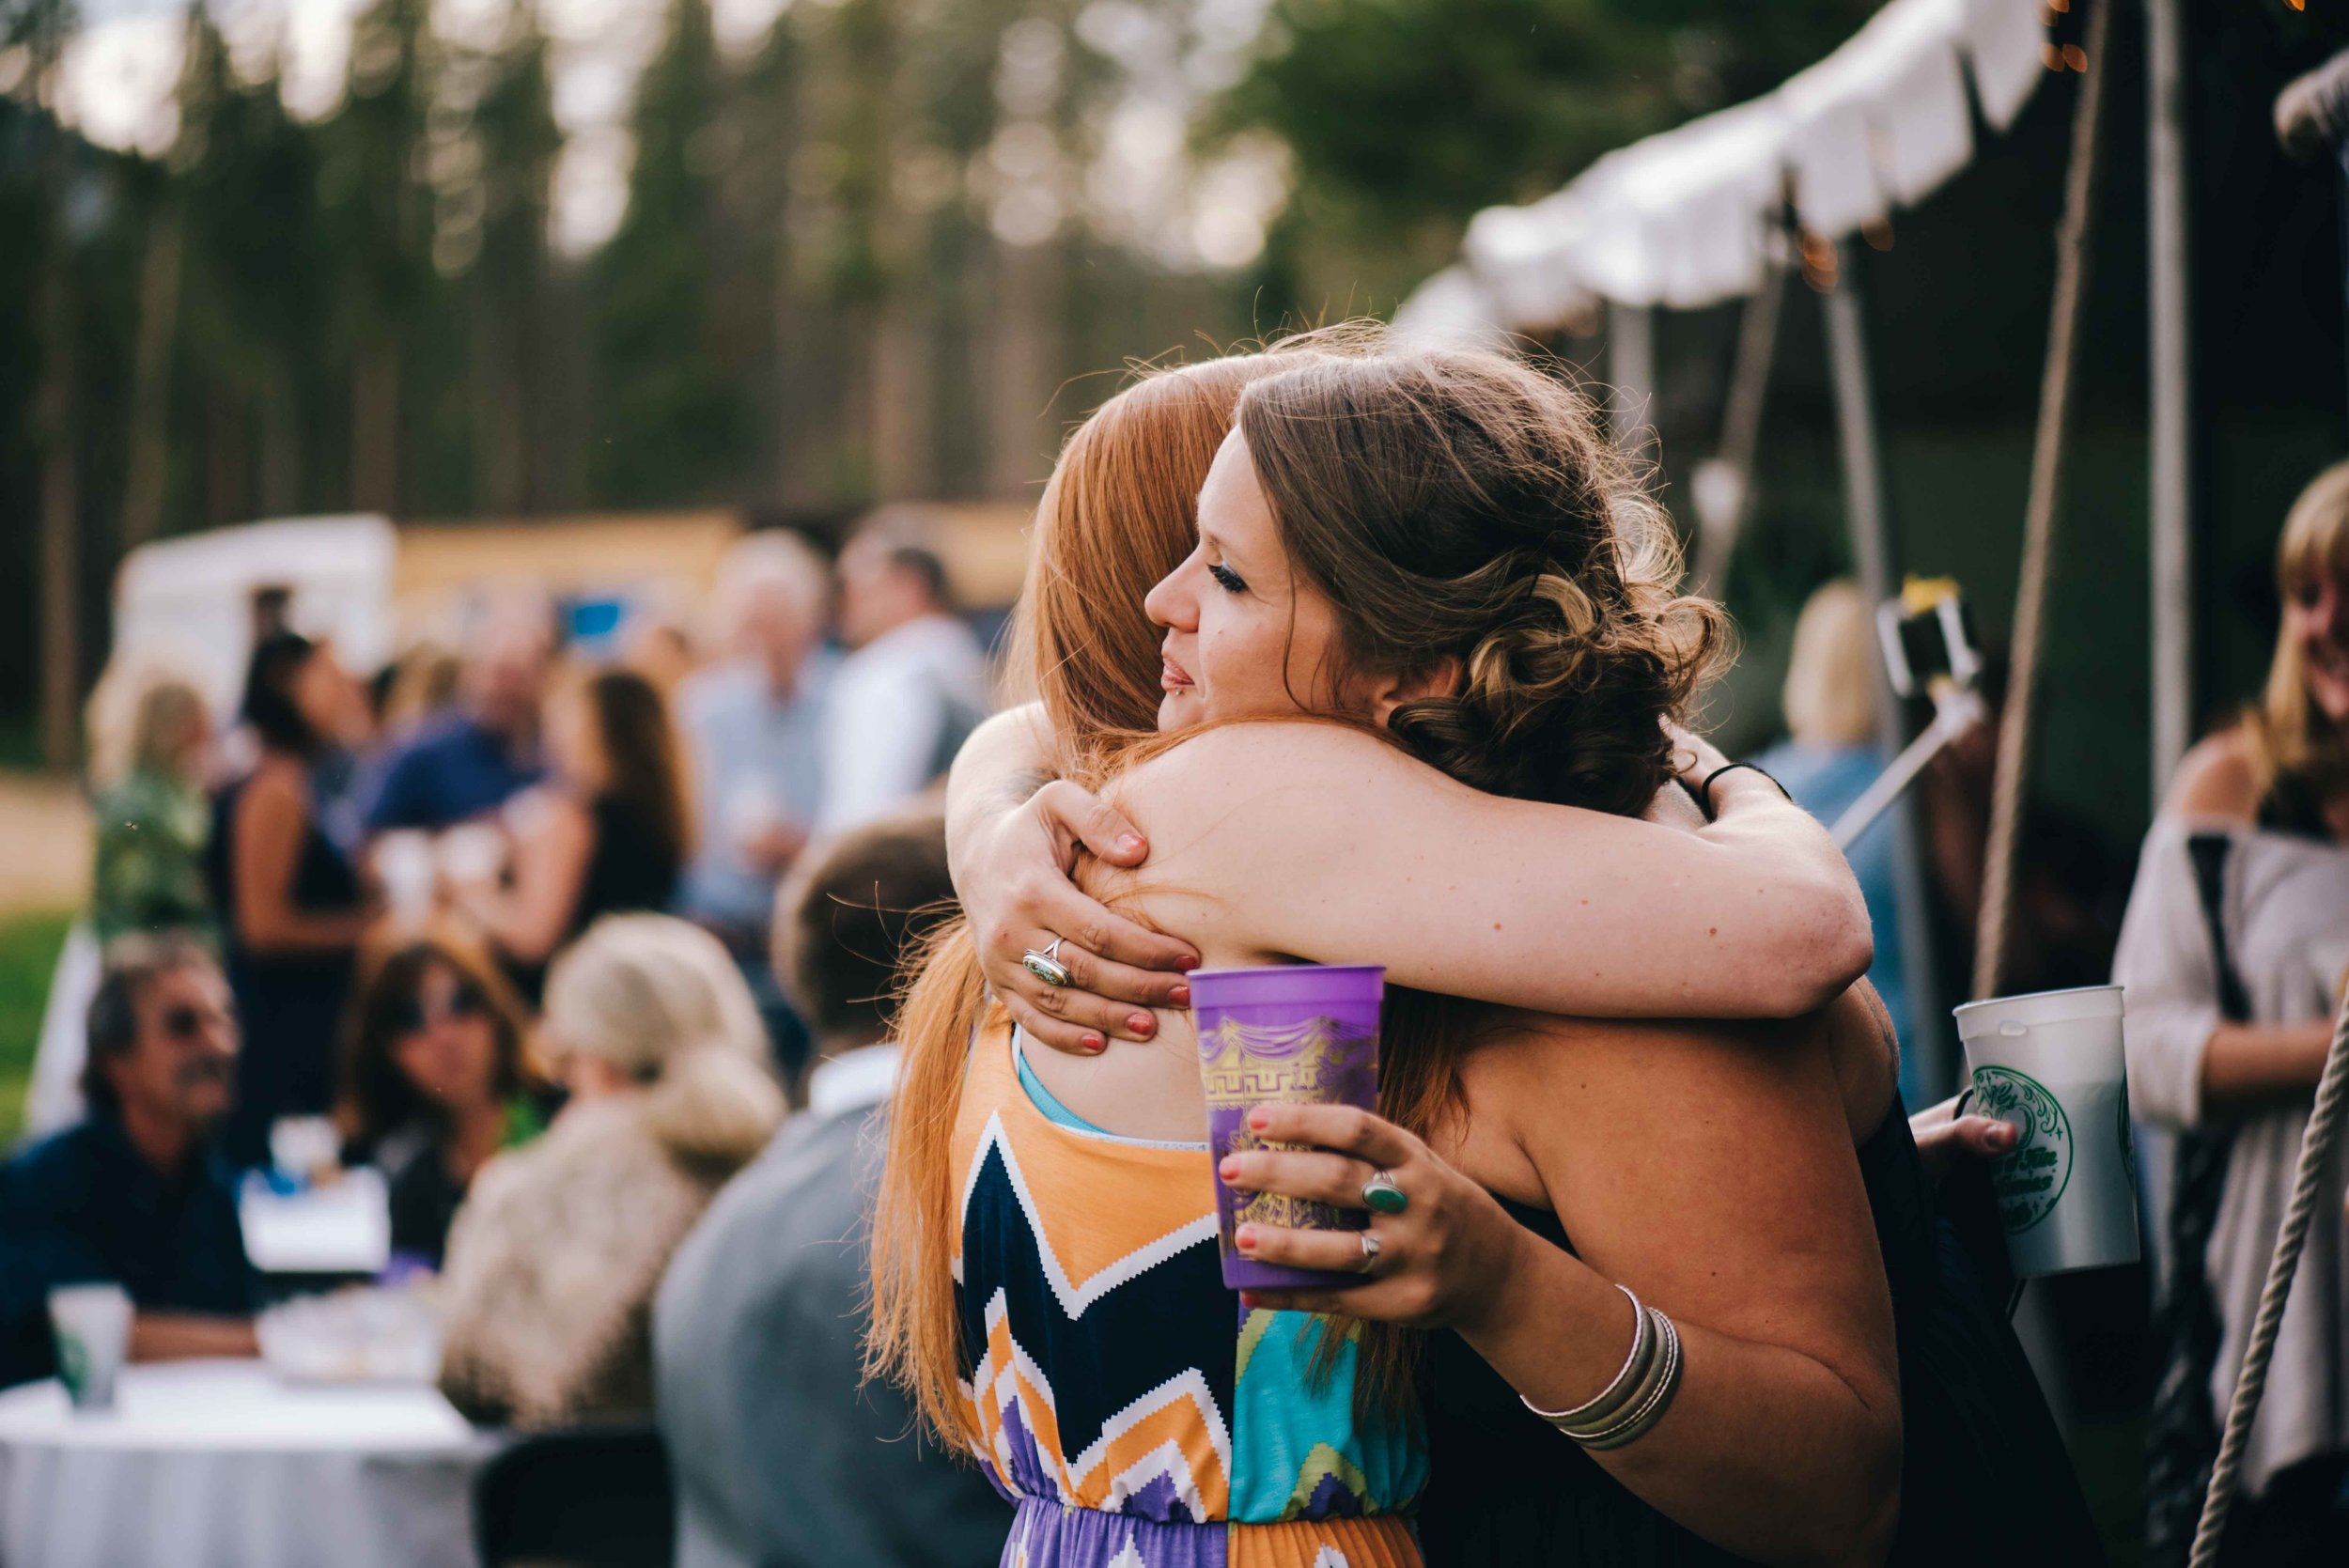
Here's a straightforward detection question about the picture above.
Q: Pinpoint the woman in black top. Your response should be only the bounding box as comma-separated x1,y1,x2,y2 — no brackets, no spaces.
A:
1409,1073,2106,1566
452,667,690,995
338,931,555,1267
209,632,374,1169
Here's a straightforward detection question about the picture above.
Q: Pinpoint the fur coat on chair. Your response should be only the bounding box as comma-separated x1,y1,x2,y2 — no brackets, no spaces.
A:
436,1054,782,1429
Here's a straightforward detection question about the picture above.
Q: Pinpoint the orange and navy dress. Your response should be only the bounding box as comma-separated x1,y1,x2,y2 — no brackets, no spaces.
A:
952,1017,1426,1568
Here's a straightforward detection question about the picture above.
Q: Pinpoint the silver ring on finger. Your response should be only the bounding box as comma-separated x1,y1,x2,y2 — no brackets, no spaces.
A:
1354,1229,1382,1276
1021,936,1074,988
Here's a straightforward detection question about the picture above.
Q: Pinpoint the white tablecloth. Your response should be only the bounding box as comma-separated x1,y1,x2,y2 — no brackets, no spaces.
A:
0,1359,499,1568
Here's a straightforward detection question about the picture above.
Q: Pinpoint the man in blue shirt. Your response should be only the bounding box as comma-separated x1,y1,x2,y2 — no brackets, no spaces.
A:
361,612,551,833
676,534,834,937
675,533,835,1080
0,936,260,1388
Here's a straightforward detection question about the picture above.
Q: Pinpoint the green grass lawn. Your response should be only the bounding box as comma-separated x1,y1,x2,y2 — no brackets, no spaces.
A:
0,909,73,1147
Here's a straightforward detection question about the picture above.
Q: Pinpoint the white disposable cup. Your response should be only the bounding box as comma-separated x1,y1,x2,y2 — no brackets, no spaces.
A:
47,1284,132,1411
1953,985,2142,1278
374,831,435,922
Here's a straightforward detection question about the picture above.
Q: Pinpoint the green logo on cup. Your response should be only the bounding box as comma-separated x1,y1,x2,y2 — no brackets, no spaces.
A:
55,1335,88,1402
1972,1064,2073,1235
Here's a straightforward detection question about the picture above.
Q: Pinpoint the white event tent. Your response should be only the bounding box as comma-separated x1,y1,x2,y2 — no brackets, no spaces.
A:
1399,0,2051,334
1392,0,2145,1096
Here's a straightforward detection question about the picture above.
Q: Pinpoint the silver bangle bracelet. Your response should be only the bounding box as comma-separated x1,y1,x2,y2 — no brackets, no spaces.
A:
1579,1308,1685,1452
1517,1283,1649,1430
1568,1306,1676,1443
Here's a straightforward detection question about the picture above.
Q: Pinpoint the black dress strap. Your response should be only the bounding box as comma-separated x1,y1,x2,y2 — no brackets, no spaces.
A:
2143,832,2249,1567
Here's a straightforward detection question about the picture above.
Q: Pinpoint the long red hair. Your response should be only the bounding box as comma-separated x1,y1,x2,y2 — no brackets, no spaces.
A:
866,351,1313,1447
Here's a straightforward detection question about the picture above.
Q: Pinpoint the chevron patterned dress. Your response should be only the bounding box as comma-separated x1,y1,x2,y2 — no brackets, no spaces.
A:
951,1017,1426,1568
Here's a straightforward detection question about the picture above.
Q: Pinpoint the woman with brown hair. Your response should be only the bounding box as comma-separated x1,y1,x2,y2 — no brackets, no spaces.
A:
452,666,692,996
871,339,2095,1565
2122,460,2349,1565
340,931,554,1268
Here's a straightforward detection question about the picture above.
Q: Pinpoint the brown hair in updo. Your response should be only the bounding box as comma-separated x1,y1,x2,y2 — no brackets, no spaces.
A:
1235,343,1729,817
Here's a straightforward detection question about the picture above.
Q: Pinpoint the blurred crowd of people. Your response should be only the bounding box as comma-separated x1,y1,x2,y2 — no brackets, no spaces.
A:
0,409,2341,1568
0,518,989,1426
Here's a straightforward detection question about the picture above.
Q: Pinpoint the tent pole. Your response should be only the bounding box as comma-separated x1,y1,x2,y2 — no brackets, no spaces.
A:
1608,301,1656,456
1823,243,1951,1095
1691,260,1788,594
1974,0,2114,1001
2148,0,2193,800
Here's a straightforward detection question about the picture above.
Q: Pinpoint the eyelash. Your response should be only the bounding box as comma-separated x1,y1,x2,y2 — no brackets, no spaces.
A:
1208,562,1248,594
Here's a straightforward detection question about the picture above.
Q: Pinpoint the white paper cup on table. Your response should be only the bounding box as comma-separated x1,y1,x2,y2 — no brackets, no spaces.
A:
1953,985,2141,1279
47,1284,132,1410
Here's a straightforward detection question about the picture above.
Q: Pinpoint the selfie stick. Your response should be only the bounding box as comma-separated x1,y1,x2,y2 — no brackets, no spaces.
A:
2188,52,2349,1564
1829,582,1985,852
1829,687,1986,851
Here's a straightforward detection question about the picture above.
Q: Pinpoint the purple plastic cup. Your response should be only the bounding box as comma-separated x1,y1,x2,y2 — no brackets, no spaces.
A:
1190,963,1384,1291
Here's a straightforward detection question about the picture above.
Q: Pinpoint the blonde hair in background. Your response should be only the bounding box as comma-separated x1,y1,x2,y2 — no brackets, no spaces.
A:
381,638,463,736
541,913,784,1167
2246,460,2349,800
1781,579,1878,749
85,656,208,792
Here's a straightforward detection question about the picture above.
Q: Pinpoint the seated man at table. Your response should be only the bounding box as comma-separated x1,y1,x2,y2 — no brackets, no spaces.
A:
0,935,260,1388
654,811,1007,1568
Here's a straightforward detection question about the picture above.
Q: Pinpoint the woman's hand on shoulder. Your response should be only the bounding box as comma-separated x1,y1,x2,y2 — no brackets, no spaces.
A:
960,777,1198,1055
1216,1101,1528,1330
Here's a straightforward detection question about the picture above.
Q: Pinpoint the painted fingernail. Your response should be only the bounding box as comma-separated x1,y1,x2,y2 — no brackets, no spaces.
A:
1238,1292,1260,1310
1169,983,1190,1006
1219,1157,1240,1182
1247,1108,1271,1132
1117,834,1146,857
1081,1032,1106,1054
1180,954,1202,970
1236,1225,1258,1252
1128,1013,1155,1037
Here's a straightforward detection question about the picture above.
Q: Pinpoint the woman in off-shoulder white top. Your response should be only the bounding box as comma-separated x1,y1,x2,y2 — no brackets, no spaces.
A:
2115,459,2349,1564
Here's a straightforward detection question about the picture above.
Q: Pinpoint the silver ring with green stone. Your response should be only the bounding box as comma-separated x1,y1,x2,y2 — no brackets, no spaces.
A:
1361,1171,1408,1215
1021,937,1074,988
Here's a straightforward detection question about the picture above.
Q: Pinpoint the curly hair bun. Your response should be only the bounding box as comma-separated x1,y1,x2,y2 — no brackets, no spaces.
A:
1236,334,1729,816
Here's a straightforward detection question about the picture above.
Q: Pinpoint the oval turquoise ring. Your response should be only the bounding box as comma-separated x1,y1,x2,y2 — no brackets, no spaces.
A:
1021,938,1074,988
1361,1171,1408,1215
